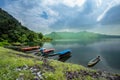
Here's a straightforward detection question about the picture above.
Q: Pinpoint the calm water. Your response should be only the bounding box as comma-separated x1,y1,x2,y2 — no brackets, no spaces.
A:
43,39,120,73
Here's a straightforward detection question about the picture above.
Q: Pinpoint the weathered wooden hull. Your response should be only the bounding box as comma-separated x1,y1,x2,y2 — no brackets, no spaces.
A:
21,46,40,51
87,58,100,67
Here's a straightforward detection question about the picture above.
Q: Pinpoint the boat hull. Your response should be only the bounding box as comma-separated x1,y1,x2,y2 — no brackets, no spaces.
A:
43,49,54,53
21,46,40,51
59,52,71,58
87,58,100,67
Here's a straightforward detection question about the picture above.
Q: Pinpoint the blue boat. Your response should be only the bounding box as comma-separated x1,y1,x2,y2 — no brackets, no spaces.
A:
48,49,71,57
58,49,71,57
57,49,71,55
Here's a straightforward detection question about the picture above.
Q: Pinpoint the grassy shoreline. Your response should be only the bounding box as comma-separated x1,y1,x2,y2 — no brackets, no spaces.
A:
0,47,119,80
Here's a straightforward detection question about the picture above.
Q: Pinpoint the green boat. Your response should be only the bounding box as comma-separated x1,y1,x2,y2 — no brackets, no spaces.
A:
87,56,100,67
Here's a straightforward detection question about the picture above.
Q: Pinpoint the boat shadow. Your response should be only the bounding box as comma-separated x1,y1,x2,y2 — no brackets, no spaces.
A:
58,55,71,62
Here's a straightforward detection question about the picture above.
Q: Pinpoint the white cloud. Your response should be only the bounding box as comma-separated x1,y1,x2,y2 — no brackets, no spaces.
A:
3,0,60,33
42,0,86,7
96,0,102,7
2,0,120,34
3,0,86,33
97,4,111,22
63,0,86,7
42,0,60,6
97,0,120,22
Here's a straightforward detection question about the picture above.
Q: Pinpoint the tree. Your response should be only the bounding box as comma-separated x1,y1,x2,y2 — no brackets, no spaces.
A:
27,32,38,42
38,33,43,39
18,34,27,43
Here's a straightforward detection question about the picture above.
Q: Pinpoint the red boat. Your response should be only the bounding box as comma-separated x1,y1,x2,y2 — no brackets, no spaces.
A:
43,48,55,53
21,46,40,51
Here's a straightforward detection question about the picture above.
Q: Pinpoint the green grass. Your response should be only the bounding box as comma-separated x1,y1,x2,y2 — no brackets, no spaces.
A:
0,41,10,46
0,47,43,80
0,47,118,80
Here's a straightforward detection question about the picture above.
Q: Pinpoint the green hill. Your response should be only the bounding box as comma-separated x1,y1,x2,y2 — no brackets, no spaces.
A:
0,8,43,43
45,31,120,41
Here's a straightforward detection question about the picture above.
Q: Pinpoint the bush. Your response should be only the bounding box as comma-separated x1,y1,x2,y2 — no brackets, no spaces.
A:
0,40,9,46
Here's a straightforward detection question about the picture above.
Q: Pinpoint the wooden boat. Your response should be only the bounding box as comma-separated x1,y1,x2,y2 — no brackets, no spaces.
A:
40,48,55,56
87,56,100,67
58,49,71,57
21,46,40,51
39,48,54,53
43,49,55,53
59,52,71,57
46,49,71,57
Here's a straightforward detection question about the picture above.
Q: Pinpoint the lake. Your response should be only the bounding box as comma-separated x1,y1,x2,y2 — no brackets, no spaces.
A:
43,39,120,73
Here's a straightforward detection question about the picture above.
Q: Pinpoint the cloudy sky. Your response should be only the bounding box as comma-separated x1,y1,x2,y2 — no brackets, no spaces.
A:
0,0,120,35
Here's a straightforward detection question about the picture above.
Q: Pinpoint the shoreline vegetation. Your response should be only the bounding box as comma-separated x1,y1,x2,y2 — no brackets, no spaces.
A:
0,47,120,80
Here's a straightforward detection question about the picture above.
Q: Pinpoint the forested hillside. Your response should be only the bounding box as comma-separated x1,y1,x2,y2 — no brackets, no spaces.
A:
45,31,120,40
0,8,43,43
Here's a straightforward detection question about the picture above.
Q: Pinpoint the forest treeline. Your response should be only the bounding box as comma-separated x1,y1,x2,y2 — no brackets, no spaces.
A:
0,8,52,45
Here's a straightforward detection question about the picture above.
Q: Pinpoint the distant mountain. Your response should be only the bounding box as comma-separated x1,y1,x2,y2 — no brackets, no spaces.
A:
0,8,43,43
45,31,120,40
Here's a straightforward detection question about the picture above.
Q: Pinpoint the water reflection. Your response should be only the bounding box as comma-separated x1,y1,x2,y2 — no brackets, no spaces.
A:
58,55,71,62
43,39,120,73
